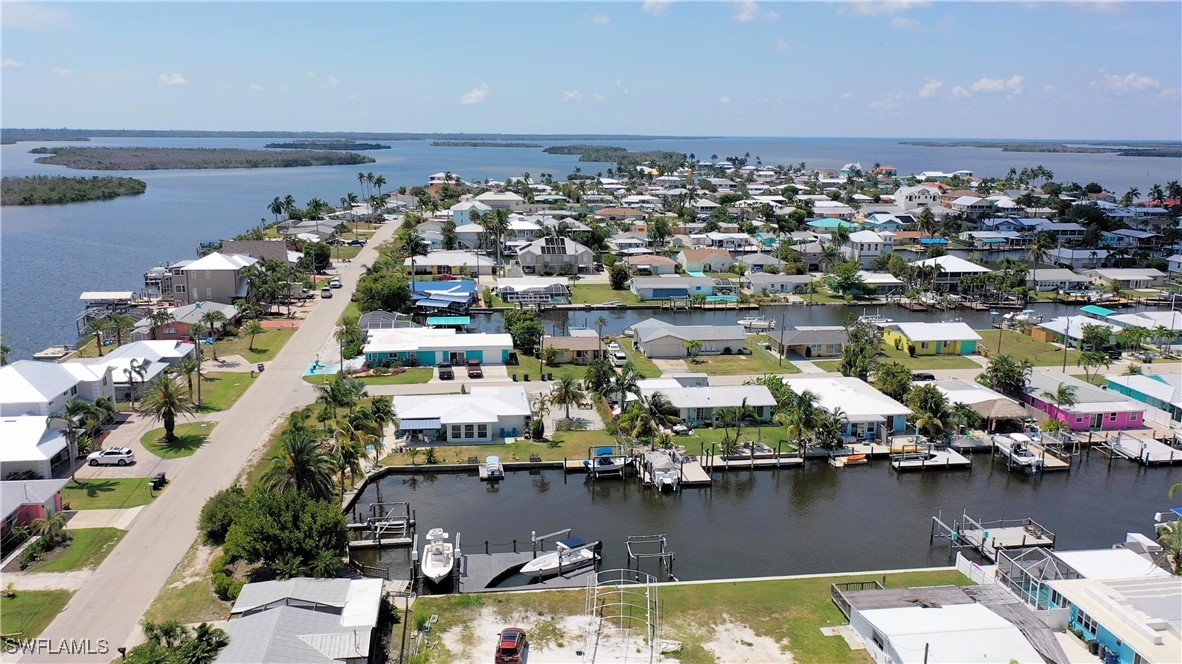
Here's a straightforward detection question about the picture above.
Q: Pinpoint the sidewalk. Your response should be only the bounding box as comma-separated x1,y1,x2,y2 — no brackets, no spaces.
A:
63,507,146,531
4,571,93,592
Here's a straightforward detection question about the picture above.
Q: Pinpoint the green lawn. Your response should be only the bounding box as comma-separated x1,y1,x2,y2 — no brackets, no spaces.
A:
410,569,970,664
569,283,639,305
0,590,73,639
208,326,295,363
1071,373,1108,386
684,423,798,453
303,367,434,385
380,429,617,466
688,339,800,376
975,329,1082,367
196,372,256,412
140,422,216,459
814,345,980,372
62,478,156,510
28,528,124,573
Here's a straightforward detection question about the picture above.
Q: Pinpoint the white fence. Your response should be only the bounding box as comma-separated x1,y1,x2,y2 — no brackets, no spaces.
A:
955,551,998,585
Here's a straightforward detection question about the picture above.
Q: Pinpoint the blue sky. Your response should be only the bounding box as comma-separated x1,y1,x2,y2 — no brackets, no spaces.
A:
2,1,1180,139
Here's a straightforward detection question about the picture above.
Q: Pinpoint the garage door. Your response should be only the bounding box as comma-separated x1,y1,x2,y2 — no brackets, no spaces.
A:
465,350,484,363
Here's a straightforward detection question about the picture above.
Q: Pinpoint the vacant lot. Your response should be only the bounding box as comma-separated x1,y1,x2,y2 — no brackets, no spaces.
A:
688,339,800,376
0,590,73,639
975,329,1082,366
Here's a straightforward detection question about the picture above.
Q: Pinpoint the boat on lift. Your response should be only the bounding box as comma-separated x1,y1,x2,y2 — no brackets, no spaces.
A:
738,315,775,330
420,528,455,584
519,537,601,577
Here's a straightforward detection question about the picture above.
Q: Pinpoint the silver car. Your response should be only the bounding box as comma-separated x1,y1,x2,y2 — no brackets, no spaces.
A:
87,447,136,466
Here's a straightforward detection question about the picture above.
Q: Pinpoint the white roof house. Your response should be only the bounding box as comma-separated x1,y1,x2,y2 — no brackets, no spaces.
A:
0,415,69,479
0,360,115,417
1050,548,1171,581
393,386,531,442
638,384,776,426
404,250,495,275
1045,577,1181,664
179,252,259,273
889,322,982,343
1026,372,1144,415
783,376,910,426
856,603,1044,664
911,255,991,276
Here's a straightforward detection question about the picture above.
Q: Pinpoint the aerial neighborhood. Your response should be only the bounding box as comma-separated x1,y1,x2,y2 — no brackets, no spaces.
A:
3,152,1181,664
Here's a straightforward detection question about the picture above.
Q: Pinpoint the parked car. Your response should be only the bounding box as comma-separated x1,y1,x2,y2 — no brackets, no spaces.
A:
607,342,621,353
610,350,628,367
467,360,483,378
347,238,366,246
329,277,342,289
438,273,457,281
437,363,454,380
911,372,936,382
494,628,528,664
321,288,333,298
87,447,135,466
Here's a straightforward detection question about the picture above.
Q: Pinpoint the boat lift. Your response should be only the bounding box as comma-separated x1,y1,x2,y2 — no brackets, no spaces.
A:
930,509,1056,563
348,502,415,549
626,534,676,581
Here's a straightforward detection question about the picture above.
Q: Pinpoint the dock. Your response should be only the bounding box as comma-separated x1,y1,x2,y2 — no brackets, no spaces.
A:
455,551,598,593
890,447,971,471
1025,440,1070,471
930,511,1056,563
1109,433,1182,466
635,452,712,489
703,456,803,471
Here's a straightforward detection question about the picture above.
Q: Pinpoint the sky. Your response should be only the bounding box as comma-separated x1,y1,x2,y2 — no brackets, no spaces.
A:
2,1,1180,140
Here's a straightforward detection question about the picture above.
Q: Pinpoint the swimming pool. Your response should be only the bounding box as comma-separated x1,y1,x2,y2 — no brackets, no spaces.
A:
706,295,739,302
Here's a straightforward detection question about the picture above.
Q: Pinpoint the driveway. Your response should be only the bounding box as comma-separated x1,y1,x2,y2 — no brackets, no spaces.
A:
73,412,220,480
26,223,399,662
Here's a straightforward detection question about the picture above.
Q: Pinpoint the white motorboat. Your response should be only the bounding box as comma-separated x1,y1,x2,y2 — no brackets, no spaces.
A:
994,434,1044,471
856,309,894,325
520,537,600,577
582,447,627,475
645,450,680,492
738,316,775,330
420,528,455,584
480,455,504,481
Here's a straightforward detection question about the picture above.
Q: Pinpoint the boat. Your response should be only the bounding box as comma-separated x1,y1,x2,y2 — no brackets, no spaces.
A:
644,450,681,492
845,454,868,464
519,537,600,577
856,309,893,325
738,315,775,330
582,447,627,475
480,455,504,481
994,434,1044,471
420,528,455,584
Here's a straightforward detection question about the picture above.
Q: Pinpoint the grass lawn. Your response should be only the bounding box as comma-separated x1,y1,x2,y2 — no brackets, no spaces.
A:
196,372,256,412
975,329,1082,367
339,301,361,323
411,569,970,664
303,367,434,385
685,424,798,453
140,422,217,459
62,478,155,510
0,590,73,639
28,528,124,573
145,543,230,624
815,345,979,372
687,339,800,376
569,283,639,305
617,343,662,377
380,429,617,466
209,326,295,363
1071,373,1108,386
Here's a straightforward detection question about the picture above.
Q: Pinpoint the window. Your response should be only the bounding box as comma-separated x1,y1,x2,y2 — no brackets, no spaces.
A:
1076,610,1097,636
464,424,475,439
70,386,78,396
175,285,186,293
206,288,212,299
165,327,176,334
205,271,210,279
478,424,488,438
1107,413,1117,422
1133,652,1145,664
451,425,461,439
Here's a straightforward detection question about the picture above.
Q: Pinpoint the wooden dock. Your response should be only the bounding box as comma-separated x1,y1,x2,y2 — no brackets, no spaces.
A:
846,443,893,457
703,456,803,471
959,524,1055,562
349,536,413,549
890,448,971,472
1026,440,1070,471
635,455,712,487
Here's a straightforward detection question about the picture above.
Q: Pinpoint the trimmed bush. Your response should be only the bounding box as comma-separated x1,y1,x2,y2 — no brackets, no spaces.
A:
198,486,246,544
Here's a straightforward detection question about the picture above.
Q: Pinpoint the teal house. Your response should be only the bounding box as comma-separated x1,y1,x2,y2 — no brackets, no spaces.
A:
1106,373,1182,423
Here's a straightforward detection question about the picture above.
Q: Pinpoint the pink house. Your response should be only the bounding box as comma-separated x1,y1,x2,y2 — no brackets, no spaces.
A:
1,479,68,537
1023,372,1145,431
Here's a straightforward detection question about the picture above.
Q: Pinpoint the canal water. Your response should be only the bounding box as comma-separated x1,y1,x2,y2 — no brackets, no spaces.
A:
352,454,1179,585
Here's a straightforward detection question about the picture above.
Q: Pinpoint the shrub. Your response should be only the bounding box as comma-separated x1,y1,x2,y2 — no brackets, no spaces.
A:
529,417,545,441
198,486,247,544
212,572,242,601
209,553,230,576
342,341,363,359
722,346,733,355
371,366,390,375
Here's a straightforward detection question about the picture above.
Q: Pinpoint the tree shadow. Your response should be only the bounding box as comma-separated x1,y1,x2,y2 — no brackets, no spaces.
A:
68,480,122,498
148,433,207,457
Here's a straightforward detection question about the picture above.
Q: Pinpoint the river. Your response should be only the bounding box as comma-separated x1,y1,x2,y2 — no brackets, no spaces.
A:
3,136,1180,359
351,453,1179,586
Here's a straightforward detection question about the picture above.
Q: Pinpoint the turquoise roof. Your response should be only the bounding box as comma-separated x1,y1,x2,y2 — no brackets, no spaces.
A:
1079,305,1114,317
426,316,471,326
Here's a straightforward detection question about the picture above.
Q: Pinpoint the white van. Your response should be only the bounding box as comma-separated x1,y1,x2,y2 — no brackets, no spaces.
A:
610,350,628,366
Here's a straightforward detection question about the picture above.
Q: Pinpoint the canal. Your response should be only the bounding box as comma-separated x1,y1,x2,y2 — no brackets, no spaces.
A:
351,453,1179,584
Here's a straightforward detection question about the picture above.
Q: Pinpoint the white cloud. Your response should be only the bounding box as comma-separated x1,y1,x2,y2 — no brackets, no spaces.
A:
1,3,72,31
615,80,630,96
841,91,855,99
563,90,583,102
53,67,73,76
951,86,971,98
158,73,187,86
869,91,906,110
774,39,791,53
1063,1,1125,14
719,96,732,104
890,16,920,29
1160,88,1180,99
837,1,929,17
732,1,777,22
592,93,607,103
459,83,491,105
321,75,340,91
2,58,23,68
591,14,611,25
970,75,1024,95
1099,71,1161,94
641,0,674,15
249,83,265,92
918,78,943,98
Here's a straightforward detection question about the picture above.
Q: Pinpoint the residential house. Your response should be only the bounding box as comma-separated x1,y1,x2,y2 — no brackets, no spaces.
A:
782,376,911,440
133,301,239,341
630,276,717,301
741,273,812,295
1,479,69,536
68,340,195,401
1026,268,1090,293
858,271,905,295
450,200,492,226
0,360,115,417
862,213,907,232
1043,577,1180,664
623,255,677,275
516,237,594,275
1034,315,1122,348
812,200,856,219
842,230,893,267
542,335,602,366
474,190,525,211
950,196,996,219
611,232,653,255
1085,268,1168,290
172,252,258,306
0,417,70,479
394,386,531,443
733,252,786,273
363,328,512,367
630,319,747,358
1104,311,1182,343
1024,372,1144,430
429,171,460,186
1106,372,1181,424
453,223,484,250
929,379,1028,425
595,207,647,222
768,326,847,358
883,322,981,356
1048,248,1108,270
638,384,775,427
806,218,860,233
893,185,941,210
410,280,478,313
693,232,752,251
505,216,542,244
676,248,734,273
404,250,494,276
960,230,1027,250
217,577,384,664
219,239,297,267
277,219,337,241
910,255,992,288
495,277,571,304
1166,253,1182,277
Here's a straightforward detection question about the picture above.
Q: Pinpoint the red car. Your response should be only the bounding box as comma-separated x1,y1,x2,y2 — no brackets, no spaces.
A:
495,627,527,663
438,273,457,281
467,360,483,378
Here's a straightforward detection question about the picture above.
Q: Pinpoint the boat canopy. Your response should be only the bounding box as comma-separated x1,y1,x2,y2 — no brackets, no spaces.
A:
595,447,616,457
557,537,587,549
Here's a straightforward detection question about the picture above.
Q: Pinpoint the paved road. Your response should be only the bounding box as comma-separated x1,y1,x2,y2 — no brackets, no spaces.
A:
25,224,396,662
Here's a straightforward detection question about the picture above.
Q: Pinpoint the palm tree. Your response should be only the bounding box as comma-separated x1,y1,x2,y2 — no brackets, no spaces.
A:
905,384,952,439
199,311,229,357
145,308,175,340
1152,325,1174,353
357,172,368,198
684,339,703,362
1120,187,1140,208
48,400,98,479
550,375,586,420
242,319,264,352
1041,383,1077,408
124,358,148,408
1149,183,1166,207
1026,233,1055,293
180,622,230,664
261,429,336,500
872,362,911,401
139,375,195,443
611,361,642,409
174,358,199,396
369,396,395,431
373,174,386,197
269,196,285,223
0,334,10,366
332,413,380,491
107,312,134,347
87,318,111,357
595,316,608,356
1156,522,1182,576
778,389,820,452
142,620,190,650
